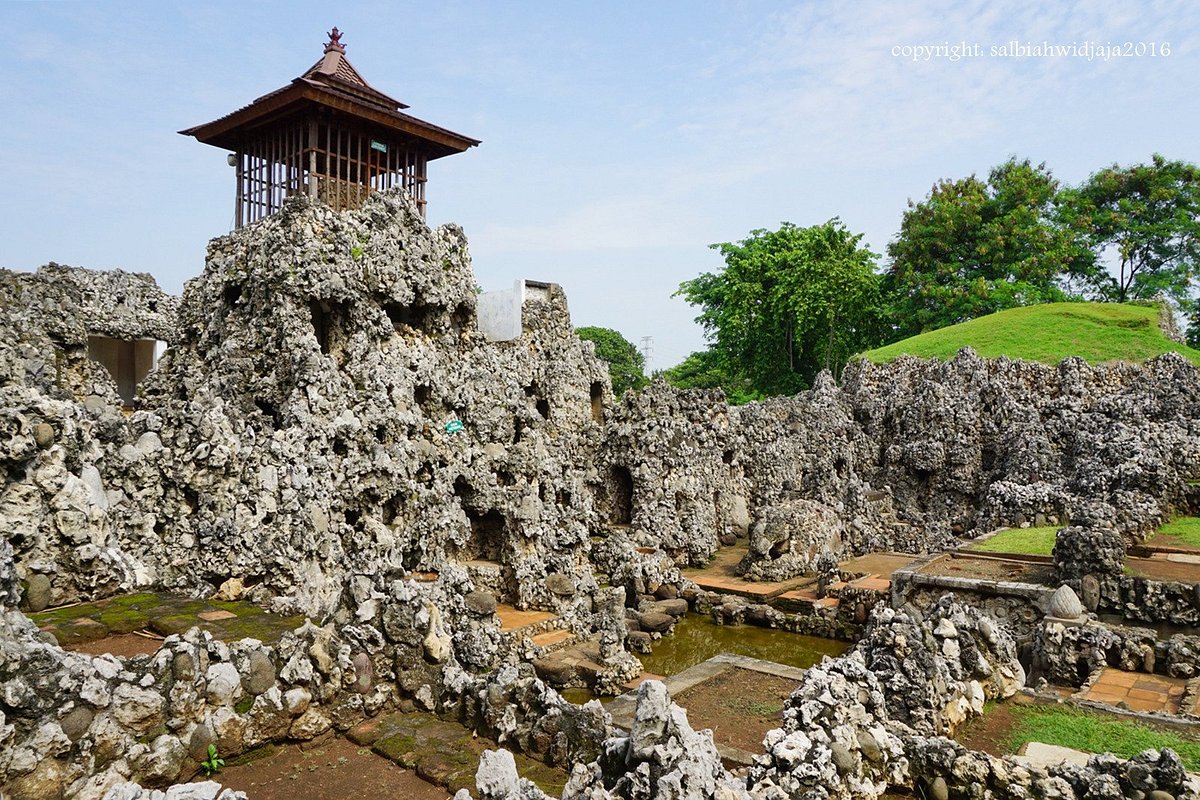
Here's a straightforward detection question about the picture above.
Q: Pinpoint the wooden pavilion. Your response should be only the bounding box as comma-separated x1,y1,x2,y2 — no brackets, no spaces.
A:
181,28,479,226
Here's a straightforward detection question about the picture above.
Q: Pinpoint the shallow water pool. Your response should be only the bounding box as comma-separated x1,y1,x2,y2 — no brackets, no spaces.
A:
638,613,850,676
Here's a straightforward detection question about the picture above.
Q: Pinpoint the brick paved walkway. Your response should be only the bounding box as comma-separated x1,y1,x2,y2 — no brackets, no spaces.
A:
1083,667,1186,713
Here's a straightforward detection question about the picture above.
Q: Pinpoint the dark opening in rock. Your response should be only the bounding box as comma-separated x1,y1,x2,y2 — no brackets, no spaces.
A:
384,300,435,331
590,382,604,423
609,465,633,526
414,384,433,407
454,476,475,501
465,509,505,562
254,398,281,428
309,300,331,355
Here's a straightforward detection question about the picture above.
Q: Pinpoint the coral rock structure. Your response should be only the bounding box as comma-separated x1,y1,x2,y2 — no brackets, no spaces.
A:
2,190,1200,799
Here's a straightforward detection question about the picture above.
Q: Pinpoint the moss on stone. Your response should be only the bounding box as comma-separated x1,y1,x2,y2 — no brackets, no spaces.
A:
55,620,109,645
513,753,570,797
30,591,306,652
212,612,305,644
28,604,96,628
96,606,152,633
105,591,166,610
371,731,420,766
149,615,198,636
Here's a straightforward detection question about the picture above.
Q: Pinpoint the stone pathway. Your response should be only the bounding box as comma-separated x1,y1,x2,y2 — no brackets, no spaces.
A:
1124,555,1200,583
210,735,450,800
1014,741,1092,769
1141,534,1200,555
685,547,916,612
533,638,605,687
346,710,568,796
684,546,812,600
1083,667,1187,714
839,552,920,577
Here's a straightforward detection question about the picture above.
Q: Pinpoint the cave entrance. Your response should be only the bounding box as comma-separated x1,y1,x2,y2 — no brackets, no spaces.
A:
458,507,511,600
465,508,505,563
86,336,165,408
609,465,633,526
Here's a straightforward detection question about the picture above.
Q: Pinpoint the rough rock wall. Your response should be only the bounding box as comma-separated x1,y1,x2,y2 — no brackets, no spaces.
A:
601,349,1200,583
7,198,1200,608
745,597,1023,799
600,376,938,577
844,351,1200,533
0,266,178,607
518,598,1192,800
1,193,623,618
126,194,614,617
0,535,611,799
1036,617,1200,686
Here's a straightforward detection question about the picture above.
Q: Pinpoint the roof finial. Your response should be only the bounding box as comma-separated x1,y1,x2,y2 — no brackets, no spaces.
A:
324,27,345,54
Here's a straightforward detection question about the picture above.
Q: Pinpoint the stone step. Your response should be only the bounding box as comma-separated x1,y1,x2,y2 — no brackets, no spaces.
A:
847,573,891,592
496,603,559,633
533,638,604,688
530,628,575,651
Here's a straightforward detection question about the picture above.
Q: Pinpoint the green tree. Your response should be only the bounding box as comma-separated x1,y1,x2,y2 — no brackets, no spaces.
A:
659,350,760,405
576,326,647,396
1059,154,1200,303
675,220,881,396
883,158,1091,338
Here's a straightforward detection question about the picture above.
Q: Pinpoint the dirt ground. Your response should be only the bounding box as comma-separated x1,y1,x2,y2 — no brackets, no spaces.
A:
954,697,1030,756
65,632,162,658
1125,556,1200,583
673,668,800,754
917,554,1056,585
206,736,450,800
1142,533,1200,554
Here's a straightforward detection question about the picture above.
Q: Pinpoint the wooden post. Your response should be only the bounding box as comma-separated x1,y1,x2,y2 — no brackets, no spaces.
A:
234,151,243,228
312,119,321,199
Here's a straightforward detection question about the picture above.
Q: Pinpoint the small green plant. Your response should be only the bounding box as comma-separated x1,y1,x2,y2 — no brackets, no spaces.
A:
201,743,225,776
350,245,364,260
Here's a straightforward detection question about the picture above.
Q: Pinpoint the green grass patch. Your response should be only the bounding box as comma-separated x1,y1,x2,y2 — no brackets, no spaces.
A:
859,302,1200,367
1155,517,1200,548
969,526,1059,556
1007,704,1200,771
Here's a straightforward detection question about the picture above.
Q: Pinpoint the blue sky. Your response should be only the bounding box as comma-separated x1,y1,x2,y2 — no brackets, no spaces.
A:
1,1,1196,369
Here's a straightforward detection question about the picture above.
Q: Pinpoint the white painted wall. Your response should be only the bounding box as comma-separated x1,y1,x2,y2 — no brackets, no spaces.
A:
477,279,525,342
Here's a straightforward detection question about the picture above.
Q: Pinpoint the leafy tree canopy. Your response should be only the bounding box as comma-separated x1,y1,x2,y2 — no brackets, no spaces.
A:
658,350,761,405
576,326,647,396
1059,154,1200,304
883,158,1091,339
676,220,881,397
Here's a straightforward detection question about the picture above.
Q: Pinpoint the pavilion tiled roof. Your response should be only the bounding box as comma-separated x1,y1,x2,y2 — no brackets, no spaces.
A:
293,27,407,112
180,28,479,158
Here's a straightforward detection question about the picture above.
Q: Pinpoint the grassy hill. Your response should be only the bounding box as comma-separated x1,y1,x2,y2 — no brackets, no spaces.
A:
860,302,1200,367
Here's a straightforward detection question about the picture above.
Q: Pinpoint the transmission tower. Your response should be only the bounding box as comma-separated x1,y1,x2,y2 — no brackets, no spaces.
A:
639,336,654,371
